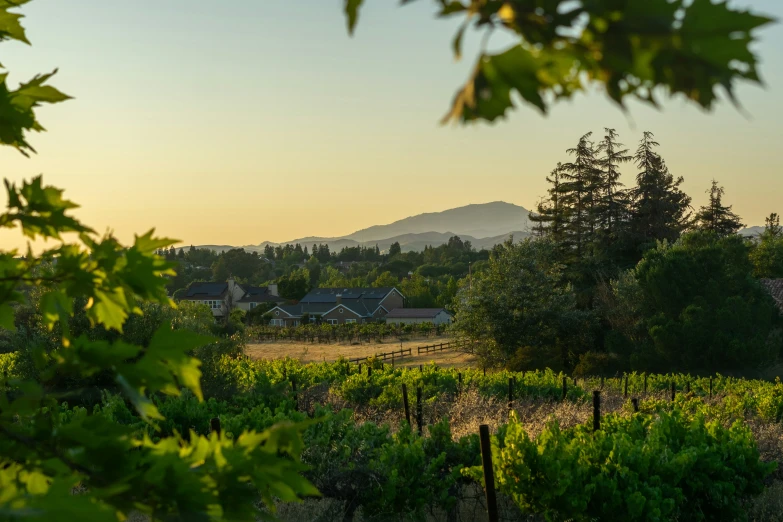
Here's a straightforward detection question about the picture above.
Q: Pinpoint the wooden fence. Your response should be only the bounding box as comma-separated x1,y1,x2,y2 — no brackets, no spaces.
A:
417,339,469,355
349,347,413,364
348,339,472,364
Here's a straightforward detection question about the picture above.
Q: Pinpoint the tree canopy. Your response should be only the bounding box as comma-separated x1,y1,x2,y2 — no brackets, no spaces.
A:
344,0,775,123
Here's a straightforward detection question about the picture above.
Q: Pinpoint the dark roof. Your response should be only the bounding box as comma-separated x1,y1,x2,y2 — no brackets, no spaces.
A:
385,308,452,319
237,286,285,303
300,287,396,303
272,299,379,318
761,279,783,313
185,282,227,298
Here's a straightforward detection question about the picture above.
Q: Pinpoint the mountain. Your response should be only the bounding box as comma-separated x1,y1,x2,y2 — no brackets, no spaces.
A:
184,202,534,254
345,202,532,242
739,226,765,237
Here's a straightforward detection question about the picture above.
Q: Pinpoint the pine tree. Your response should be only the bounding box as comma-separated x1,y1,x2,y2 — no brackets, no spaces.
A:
694,180,743,235
765,213,782,238
560,133,600,261
627,132,691,252
529,163,569,245
595,128,631,247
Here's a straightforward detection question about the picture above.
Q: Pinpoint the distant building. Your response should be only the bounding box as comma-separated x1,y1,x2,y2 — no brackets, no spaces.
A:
265,287,404,326
181,279,285,317
384,308,453,326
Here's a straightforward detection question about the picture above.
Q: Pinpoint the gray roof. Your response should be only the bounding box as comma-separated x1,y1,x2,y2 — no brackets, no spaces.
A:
185,282,227,298
385,308,451,319
272,299,379,318
761,279,783,314
237,286,285,304
300,287,395,303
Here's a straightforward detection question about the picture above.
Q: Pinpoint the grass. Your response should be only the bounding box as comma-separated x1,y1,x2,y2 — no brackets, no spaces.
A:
245,336,477,369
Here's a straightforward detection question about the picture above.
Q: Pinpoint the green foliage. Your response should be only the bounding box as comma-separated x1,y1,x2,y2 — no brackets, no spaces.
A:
694,180,744,236
0,2,318,518
343,0,775,123
476,410,773,521
453,238,594,369
630,231,783,372
750,215,783,278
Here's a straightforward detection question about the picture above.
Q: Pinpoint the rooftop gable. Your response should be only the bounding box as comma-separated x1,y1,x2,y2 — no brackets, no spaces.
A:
185,282,228,298
385,308,452,319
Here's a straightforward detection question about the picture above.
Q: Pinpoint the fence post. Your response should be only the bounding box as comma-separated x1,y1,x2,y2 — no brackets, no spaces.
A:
686,381,690,394
458,372,462,396
483,367,486,377
368,366,372,378
210,417,221,435
440,342,443,351
419,364,423,373
670,382,676,402
631,398,639,412
416,387,423,435
391,352,395,368
593,391,601,432
479,425,500,522
709,376,713,398
562,376,567,401
402,384,411,426
292,378,298,412
624,375,629,399
508,377,514,416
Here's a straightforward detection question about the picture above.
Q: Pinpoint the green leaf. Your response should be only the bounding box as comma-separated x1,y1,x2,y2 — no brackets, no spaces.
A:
344,0,363,36
0,70,71,156
0,0,32,44
0,302,15,330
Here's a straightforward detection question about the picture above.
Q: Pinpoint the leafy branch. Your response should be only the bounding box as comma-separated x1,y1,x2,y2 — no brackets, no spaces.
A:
344,0,776,123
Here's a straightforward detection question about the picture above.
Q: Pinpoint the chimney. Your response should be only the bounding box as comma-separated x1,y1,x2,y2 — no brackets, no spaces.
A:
336,294,342,305
268,284,279,297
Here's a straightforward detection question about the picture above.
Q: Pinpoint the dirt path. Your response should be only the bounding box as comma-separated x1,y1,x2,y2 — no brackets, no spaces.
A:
245,337,477,369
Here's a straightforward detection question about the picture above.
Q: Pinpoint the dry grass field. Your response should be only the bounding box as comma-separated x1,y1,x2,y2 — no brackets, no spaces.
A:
245,336,477,368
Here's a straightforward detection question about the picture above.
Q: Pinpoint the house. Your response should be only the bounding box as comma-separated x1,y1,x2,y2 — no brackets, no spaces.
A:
266,287,404,326
384,308,453,325
181,279,285,317
761,279,783,314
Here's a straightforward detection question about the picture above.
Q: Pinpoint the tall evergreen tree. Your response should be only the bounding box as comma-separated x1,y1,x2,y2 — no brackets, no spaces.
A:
595,128,632,248
529,164,569,245
694,180,743,236
627,132,691,254
765,213,781,238
560,132,600,261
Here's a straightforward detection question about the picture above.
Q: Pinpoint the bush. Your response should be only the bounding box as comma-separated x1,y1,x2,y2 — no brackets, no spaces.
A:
475,410,774,521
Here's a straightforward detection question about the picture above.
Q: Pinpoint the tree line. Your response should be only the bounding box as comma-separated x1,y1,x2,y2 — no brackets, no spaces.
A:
457,129,783,376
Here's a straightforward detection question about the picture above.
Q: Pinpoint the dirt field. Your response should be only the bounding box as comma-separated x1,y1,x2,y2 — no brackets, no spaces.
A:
245,337,477,369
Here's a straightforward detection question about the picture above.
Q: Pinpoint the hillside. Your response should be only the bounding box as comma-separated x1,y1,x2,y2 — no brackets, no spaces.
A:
345,201,532,242
183,200,763,255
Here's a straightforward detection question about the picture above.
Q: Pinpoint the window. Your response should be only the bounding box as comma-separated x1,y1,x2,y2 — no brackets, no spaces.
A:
326,319,338,325
309,316,317,323
250,303,256,309
345,319,356,324
271,319,284,326
275,311,280,316
339,308,344,314
204,300,222,310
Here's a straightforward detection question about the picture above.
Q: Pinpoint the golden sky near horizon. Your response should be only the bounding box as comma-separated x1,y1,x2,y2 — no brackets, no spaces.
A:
1,0,782,252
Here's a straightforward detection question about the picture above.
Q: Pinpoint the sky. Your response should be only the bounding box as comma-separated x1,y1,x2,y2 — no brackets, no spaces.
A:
1,0,781,250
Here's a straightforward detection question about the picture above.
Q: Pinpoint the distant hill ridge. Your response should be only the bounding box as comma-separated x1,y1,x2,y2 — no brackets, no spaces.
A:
190,202,534,253
185,201,763,254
